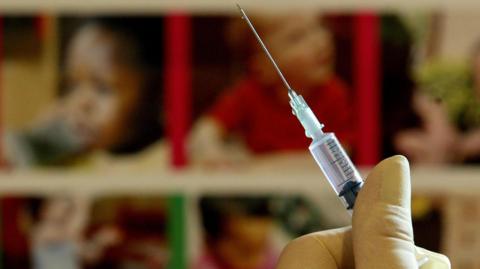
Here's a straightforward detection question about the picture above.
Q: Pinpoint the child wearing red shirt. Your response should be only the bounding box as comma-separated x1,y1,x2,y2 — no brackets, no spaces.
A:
190,14,353,164
210,77,352,153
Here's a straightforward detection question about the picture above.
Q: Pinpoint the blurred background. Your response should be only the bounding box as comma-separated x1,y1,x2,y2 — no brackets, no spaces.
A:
0,0,480,268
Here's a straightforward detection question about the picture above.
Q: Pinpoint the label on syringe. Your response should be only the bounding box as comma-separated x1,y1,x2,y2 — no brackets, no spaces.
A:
309,133,363,210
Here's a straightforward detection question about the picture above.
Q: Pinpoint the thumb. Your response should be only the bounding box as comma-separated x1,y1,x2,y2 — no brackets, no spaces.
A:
353,155,417,269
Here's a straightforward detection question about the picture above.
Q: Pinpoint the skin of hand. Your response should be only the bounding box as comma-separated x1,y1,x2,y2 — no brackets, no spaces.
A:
276,155,450,269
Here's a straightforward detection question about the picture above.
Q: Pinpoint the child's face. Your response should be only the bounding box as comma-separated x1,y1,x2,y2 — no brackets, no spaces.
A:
63,25,144,149
252,14,334,94
214,215,273,269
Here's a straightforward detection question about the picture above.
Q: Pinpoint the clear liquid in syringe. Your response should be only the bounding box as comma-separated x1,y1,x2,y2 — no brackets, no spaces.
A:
309,134,363,210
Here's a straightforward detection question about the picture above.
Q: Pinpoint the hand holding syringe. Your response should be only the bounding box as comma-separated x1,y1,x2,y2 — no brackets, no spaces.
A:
236,4,429,267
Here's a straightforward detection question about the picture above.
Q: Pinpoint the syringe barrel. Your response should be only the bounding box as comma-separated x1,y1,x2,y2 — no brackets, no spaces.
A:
309,133,363,213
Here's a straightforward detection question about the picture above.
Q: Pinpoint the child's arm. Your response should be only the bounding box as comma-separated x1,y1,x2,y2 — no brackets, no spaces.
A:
81,226,123,264
32,197,89,247
189,82,252,166
188,116,251,167
188,116,230,164
65,197,90,241
457,128,480,161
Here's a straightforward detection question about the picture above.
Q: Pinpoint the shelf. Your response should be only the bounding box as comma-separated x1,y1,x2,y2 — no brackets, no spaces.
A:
0,161,478,197
1,0,480,14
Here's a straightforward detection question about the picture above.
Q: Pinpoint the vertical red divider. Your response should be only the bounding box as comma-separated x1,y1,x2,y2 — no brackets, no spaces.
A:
164,14,191,168
0,17,3,163
34,15,47,41
0,15,6,265
0,17,29,267
354,13,381,166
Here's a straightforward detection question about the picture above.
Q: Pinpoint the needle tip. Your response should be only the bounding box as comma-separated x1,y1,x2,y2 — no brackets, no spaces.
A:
236,3,245,19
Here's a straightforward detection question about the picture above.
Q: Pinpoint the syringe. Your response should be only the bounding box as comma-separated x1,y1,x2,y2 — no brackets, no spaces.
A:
236,5,428,267
236,4,362,213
